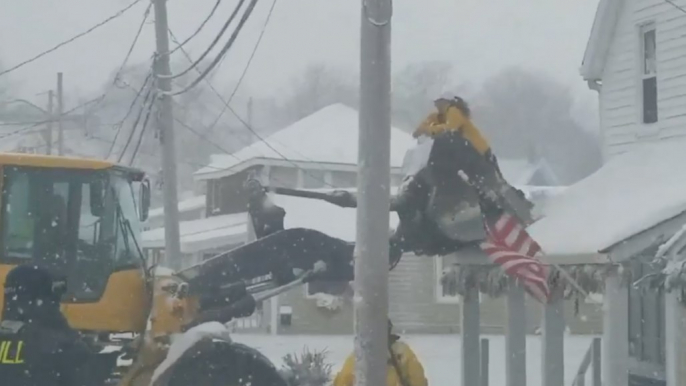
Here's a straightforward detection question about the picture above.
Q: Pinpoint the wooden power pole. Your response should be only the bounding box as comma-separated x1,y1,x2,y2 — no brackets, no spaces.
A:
57,72,64,156
46,90,54,155
152,0,182,269
354,0,392,386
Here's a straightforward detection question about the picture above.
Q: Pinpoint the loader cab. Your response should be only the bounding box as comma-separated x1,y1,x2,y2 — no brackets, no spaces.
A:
0,154,152,333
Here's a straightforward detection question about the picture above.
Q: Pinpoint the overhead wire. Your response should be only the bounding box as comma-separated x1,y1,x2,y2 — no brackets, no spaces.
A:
0,95,106,139
118,81,155,163
159,0,247,81
0,0,144,77
664,0,686,14
167,0,223,56
165,2,334,188
161,0,260,96
198,0,277,131
129,93,156,165
107,72,153,159
87,2,153,116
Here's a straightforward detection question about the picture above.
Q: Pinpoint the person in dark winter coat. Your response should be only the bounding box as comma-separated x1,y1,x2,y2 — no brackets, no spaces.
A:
0,264,117,386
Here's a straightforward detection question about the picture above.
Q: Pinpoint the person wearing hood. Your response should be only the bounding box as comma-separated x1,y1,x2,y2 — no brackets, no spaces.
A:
0,264,117,386
333,320,428,386
414,95,501,175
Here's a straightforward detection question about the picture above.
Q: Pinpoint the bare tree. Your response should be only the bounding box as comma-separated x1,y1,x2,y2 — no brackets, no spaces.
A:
277,63,358,124
391,61,471,131
471,66,602,184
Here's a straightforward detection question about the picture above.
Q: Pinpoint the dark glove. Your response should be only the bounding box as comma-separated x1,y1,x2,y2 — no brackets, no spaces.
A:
326,190,357,207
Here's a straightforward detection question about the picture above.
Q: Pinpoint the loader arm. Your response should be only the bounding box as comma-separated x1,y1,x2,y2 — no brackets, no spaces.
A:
168,133,534,329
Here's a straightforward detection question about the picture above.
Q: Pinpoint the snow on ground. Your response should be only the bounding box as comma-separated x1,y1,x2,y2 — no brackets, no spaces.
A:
230,334,594,386
528,140,686,255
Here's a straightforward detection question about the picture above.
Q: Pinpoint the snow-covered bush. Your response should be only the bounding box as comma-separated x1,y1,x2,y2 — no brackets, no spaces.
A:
279,348,333,386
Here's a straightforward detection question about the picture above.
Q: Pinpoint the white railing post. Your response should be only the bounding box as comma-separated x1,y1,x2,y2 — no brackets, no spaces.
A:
541,286,565,386
602,270,628,386
506,281,527,386
481,338,490,386
665,289,686,386
461,283,481,386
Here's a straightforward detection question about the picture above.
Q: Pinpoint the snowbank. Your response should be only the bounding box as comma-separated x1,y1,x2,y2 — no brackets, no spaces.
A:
150,322,232,385
528,141,686,255
194,104,415,176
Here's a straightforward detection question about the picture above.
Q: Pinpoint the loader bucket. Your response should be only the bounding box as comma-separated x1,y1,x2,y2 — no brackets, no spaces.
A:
400,137,487,244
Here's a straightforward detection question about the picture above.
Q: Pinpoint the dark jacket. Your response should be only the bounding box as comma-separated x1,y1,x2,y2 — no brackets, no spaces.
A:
0,265,117,386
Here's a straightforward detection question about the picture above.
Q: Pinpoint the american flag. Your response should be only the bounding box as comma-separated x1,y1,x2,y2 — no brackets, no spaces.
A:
479,212,550,303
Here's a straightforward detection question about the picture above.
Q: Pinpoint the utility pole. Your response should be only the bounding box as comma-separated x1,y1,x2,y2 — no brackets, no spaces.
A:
152,0,182,270
57,73,64,156
354,1,392,386
46,90,54,155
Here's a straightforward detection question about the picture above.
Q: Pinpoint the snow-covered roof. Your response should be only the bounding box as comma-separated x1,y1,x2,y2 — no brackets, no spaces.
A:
141,213,247,253
580,0,622,80
148,195,206,219
528,141,686,256
274,189,400,242
194,104,415,180
499,158,560,186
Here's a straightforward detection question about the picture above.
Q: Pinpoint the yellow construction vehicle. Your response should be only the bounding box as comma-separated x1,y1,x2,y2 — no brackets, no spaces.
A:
0,129,534,386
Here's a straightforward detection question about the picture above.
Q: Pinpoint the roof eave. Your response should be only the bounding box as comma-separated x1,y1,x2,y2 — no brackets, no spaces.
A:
580,0,623,81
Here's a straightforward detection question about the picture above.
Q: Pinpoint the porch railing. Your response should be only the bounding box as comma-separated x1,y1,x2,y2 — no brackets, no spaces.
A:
572,337,601,386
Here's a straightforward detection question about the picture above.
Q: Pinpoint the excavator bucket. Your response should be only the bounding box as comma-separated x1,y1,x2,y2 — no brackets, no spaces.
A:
400,137,487,243
402,132,534,233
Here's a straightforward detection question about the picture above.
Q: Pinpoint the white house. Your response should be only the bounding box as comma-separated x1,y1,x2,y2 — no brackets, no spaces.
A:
555,0,686,384
581,0,686,159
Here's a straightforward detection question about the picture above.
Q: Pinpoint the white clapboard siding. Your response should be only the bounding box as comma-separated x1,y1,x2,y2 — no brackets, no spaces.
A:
600,0,686,158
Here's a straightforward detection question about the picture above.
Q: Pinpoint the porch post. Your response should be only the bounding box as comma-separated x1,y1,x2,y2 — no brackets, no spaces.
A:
665,289,686,386
506,281,527,386
602,269,628,386
461,283,481,386
541,286,565,386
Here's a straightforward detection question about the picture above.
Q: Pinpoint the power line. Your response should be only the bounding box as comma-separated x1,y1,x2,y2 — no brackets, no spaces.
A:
162,0,259,96
0,0,144,77
118,82,155,163
203,0,277,131
168,9,334,187
129,93,155,165
87,2,153,116
107,72,153,159
168,0,222,56
160,0,246,81
0,95,106,139
665,0,686,14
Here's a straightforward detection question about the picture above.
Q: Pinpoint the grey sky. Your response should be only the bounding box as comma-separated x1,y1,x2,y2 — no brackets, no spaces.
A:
0,0,599,108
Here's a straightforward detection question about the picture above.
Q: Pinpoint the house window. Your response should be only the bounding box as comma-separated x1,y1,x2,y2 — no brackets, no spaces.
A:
331,171,357,188
270,167,299,188
641,24,658,124
628,257,665,366
301,169,328,189
434,256,481,303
